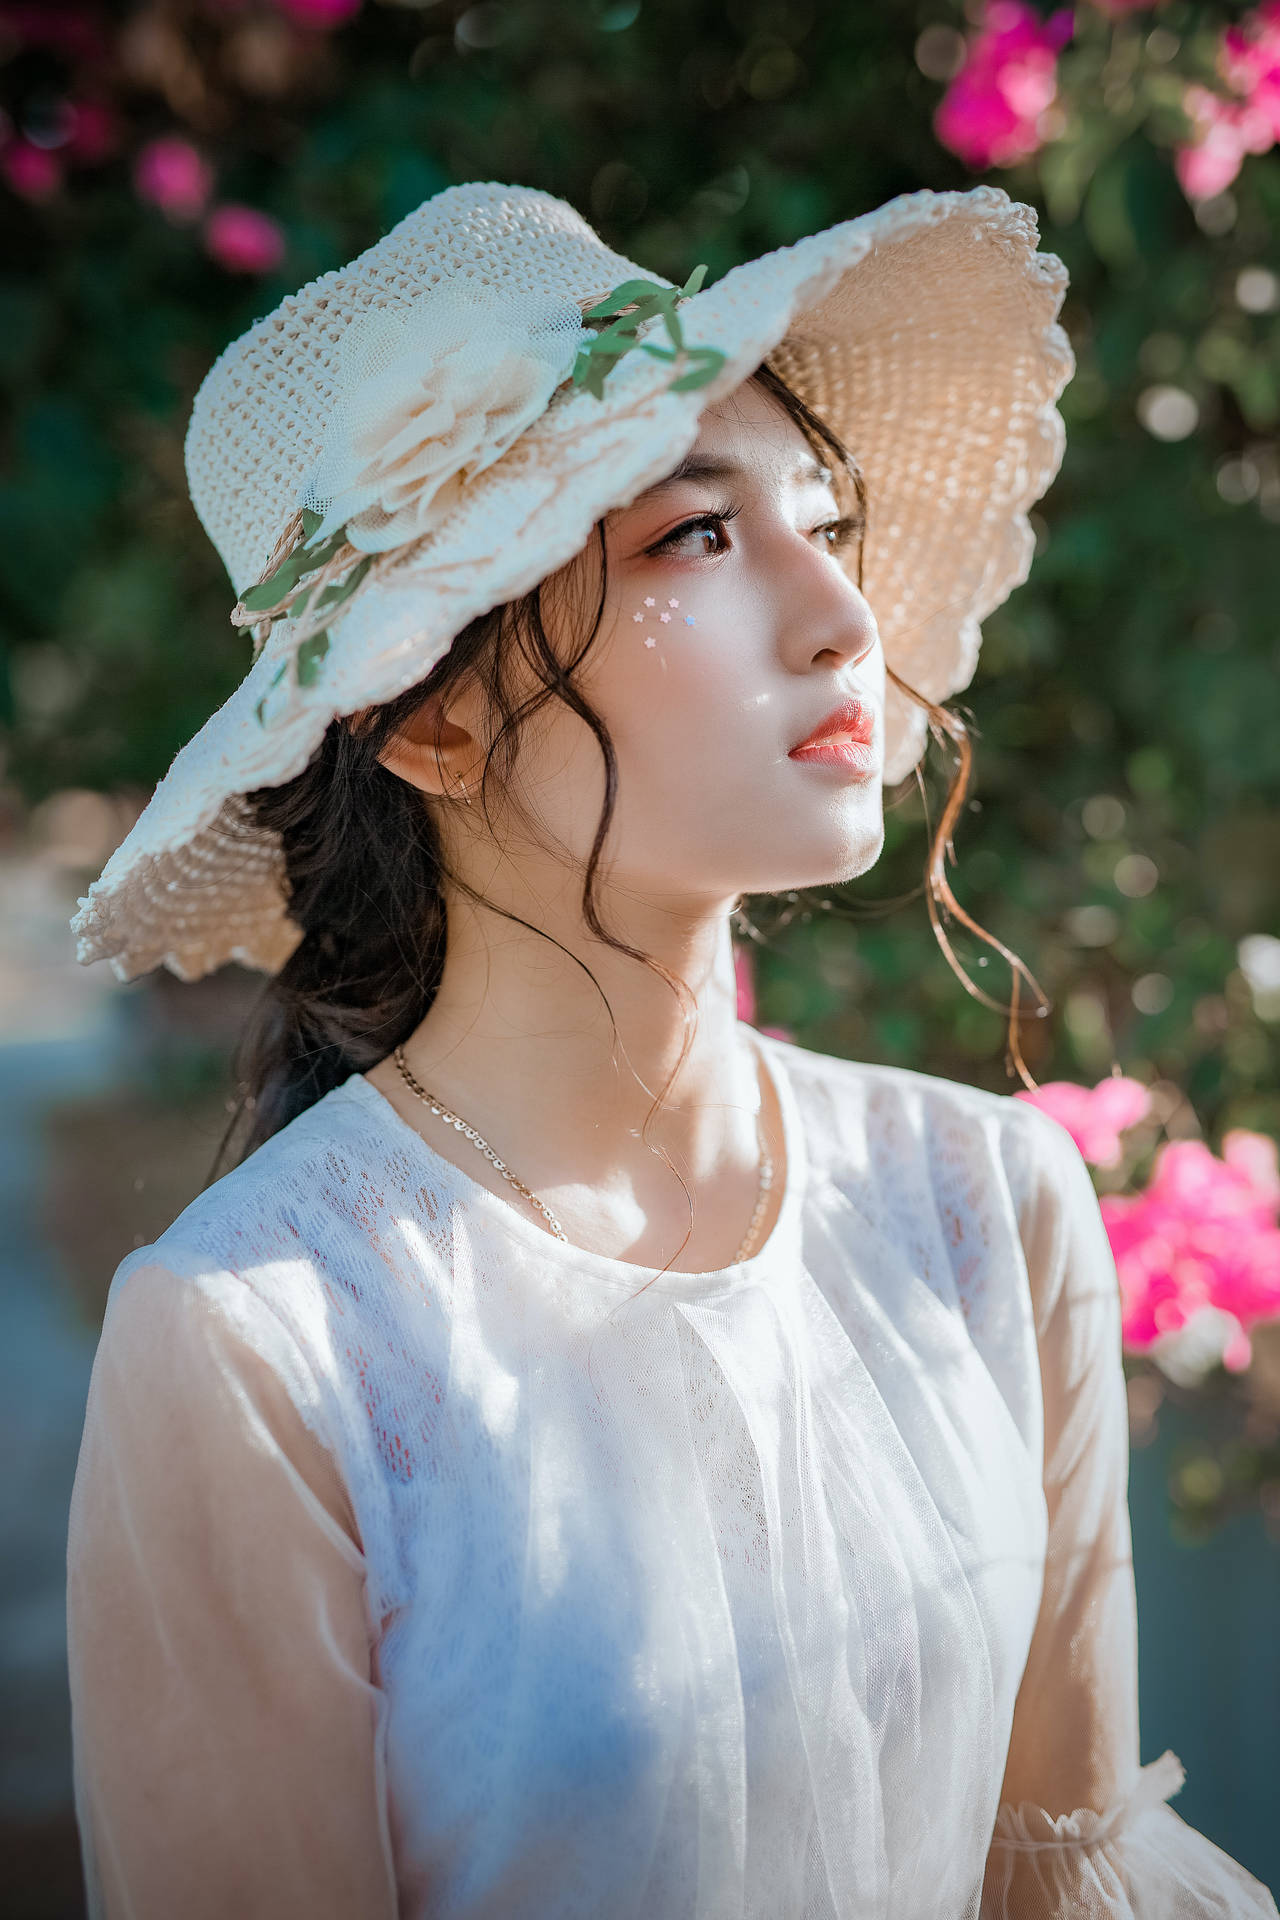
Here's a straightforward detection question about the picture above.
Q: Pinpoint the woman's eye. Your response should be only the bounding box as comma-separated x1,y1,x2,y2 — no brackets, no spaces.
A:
651,511,738,558
814,516,863,555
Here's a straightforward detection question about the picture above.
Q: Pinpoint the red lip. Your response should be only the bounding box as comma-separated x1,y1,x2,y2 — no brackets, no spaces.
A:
788,697,876,757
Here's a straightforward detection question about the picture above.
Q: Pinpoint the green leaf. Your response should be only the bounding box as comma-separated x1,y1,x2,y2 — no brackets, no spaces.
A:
667,348,728,393
574,268,723,403
590,311,650,347
572,345,627,396
571,351,597,391
295,628,330,687
584,321,638,355
253,660,289,727
240,563,304,614
239,529,348,612
582,276,669,318
314,555,372,614
302,528,349,568
300,507,325,541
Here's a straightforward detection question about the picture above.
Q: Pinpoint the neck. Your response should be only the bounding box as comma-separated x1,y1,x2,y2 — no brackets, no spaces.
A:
393,846,763,1200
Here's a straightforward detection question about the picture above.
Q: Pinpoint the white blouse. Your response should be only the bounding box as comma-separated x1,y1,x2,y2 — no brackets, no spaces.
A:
66,1030,1278,1919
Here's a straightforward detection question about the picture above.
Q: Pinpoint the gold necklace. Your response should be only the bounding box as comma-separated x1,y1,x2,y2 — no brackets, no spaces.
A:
391,1044,775,1265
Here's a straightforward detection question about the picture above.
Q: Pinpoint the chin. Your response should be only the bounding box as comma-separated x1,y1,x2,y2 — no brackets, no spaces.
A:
738,820,886,897
807,815,886,889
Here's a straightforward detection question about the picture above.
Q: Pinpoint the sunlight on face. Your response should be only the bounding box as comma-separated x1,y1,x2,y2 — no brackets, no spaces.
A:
515,375,887,906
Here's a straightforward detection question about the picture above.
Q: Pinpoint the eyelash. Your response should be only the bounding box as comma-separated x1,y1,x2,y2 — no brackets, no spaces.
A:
648,501,863,560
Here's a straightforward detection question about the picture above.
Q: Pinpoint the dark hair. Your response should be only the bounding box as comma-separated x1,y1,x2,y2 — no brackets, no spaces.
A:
225,358,1045,1168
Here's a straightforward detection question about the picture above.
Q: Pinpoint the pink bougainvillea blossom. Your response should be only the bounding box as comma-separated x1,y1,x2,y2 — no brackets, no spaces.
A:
134,137,215,223
2,139,62,202
933,0,1074,170
203,204,286,274
273,0,362,25
1014,1074,1152,1168
1174,83,1274,199
1100,1130,1280,1369
1220,0,1280,137
1221,1127,1280,1205
1175,1,1280,199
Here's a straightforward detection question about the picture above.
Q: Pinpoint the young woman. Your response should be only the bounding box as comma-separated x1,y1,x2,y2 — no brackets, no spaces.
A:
66,181,1277,1919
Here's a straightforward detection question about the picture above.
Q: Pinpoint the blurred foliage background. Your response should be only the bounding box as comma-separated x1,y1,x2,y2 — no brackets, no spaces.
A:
3,0,1280,1502
3,0,1278,1117
0,1,1278,1907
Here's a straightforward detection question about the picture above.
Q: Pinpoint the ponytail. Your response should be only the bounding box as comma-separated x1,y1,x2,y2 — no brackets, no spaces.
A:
229,610,505,1160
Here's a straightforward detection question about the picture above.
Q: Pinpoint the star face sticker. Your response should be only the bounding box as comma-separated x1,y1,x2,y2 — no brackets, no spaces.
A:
667,598,680,608
632,611,643,622
644,636,657,648
659,612,671,623
643,596,656,608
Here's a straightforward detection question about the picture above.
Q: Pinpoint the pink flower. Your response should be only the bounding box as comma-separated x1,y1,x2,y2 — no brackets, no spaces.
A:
272,0,362,25
1222,1128,1280,1207
1174,115,1247,198
1014,1074,1151,1167
1101,1130,1280,1362
1220,0,1280,125
134,137,215,223
2,139,62,202
203,204,286,275
934,0,1074,170
1175,1,1280,199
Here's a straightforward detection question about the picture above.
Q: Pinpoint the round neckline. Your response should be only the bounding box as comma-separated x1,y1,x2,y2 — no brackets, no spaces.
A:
340,1025,809,1297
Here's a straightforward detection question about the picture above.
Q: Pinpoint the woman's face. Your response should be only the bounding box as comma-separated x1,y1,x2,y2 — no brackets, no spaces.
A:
481,375,886,907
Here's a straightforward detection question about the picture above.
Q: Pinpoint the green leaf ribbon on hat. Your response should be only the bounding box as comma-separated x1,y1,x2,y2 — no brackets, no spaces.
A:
236,513,376,725
571,263,726,400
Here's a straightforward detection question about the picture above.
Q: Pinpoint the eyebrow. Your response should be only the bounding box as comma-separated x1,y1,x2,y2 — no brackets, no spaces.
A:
624,449,835,504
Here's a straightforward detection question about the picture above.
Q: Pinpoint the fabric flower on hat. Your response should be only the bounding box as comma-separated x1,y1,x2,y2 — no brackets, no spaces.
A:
302,279,592,554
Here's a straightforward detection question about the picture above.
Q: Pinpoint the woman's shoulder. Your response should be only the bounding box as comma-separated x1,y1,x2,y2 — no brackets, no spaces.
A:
109,1074,436,1328
763,1030,1056,1192
764,1034,1093,1282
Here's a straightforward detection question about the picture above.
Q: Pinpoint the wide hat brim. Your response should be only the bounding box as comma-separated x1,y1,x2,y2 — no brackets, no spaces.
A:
72,179,1073,982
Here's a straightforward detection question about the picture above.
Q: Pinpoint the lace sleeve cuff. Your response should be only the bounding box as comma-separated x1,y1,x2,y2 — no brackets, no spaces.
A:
983,1752,1279,1917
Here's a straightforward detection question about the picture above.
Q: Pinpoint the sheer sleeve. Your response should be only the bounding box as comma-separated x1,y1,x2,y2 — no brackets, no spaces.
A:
980,1106,1278,1919
67,1261,399,1920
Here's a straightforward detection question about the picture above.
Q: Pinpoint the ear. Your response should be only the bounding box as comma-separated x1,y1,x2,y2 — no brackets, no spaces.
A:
376,686,486,802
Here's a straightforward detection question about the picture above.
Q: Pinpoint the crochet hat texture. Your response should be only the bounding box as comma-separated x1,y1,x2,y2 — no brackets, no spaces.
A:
72,178,1074,983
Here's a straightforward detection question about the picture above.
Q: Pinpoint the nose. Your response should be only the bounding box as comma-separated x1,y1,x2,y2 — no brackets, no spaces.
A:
777,535,880,676
810,590,878,673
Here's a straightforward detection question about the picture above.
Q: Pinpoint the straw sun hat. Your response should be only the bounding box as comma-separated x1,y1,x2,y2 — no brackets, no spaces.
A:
71,178,1074,983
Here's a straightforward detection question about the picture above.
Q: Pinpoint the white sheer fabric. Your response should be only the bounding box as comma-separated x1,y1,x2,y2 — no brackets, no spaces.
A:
67,1031,1278,1919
